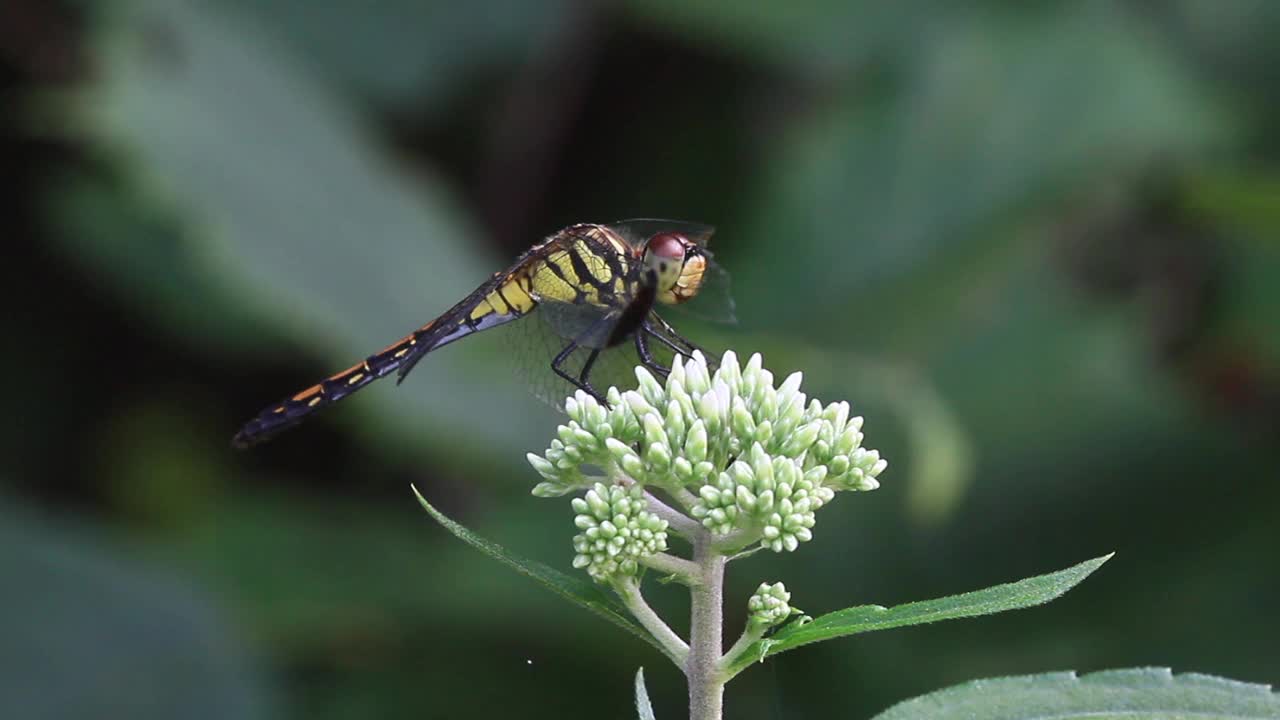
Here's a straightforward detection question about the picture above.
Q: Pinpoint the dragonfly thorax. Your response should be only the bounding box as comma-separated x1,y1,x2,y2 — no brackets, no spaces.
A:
642,232,707,305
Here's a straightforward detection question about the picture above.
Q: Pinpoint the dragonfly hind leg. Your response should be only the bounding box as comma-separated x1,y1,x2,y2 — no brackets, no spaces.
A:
551,342,607,404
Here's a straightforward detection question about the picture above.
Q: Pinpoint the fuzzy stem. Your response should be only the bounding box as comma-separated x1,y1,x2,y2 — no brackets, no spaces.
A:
617,579,689,666
710,526,762,555
719,622,766,677
672,486,701,511
639,551,701,583
644,489,703,538
686,534,727,719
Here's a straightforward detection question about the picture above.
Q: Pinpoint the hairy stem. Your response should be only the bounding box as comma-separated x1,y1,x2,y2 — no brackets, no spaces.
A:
617,579,689,666
686,535,726,719
639,551,701,583
644,489,703,538
673,486,700,511
719,622,766,677
711,526,762,555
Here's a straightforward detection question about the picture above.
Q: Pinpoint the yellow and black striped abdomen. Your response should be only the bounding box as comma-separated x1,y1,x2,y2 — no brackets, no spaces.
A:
233,270,539,448
467,272,538,323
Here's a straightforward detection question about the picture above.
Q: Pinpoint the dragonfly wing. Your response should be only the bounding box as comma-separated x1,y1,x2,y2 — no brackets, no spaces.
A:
606,219,735,324
607,218,716,251
499,304,681,408
662,254,736,325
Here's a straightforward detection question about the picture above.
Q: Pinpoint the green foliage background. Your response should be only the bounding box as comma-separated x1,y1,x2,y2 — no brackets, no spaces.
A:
3,1,1278,718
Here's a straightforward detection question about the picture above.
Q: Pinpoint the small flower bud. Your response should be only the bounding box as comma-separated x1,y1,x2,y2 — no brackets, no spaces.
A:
748,582,793,629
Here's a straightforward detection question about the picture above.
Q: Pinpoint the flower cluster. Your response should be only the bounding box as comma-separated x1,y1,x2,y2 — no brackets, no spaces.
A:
571,483,669,583
691,442,832,552
528,351,887,564
747,582,793,630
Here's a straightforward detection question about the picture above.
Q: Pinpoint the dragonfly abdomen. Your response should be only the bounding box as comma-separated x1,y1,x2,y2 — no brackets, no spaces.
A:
231,325,431,448
233,272,540,448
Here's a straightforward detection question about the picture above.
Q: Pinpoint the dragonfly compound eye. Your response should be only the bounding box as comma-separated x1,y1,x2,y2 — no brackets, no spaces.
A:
645,232,706,305
646,232,690,264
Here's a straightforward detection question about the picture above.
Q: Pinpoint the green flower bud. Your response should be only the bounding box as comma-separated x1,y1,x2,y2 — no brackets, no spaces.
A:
673,456,694,483
731,402,756,441
571,483,669,583
748,582,793,629
619,452,646,480
782,422,821,457
683,420,708,465
665,399,687,448
635,366,666,408
527,453,557,480
645,442,671,472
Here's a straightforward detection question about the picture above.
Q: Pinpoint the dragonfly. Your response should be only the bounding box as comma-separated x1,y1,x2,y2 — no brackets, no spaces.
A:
232,219,732,448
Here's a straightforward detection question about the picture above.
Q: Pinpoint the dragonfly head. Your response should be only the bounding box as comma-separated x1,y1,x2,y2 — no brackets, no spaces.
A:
642,232,707,305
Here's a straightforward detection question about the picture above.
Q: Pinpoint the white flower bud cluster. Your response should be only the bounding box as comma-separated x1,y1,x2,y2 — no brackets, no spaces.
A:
805,400,887,492
527,387,637,497
571,482,669,583
528,351,888,559
747,582,793,629
690,442,832,552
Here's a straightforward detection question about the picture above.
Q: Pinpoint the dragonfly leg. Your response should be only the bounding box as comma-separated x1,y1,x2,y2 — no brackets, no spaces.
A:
551,342,607,404
647,316,720,370
634,329,671,379
578,348,603,397
642,320,699,362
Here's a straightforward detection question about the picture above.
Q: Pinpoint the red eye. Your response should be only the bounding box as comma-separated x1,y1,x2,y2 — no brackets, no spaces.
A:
647,232,688,260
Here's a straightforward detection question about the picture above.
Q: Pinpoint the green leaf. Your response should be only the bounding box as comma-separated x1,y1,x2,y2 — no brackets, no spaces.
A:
72,0,547,453
635,668,656,720
871,667,1280,720
737,4,1217,337
411,486,675,663
724,554,1111,677
212,0,572,113
0,496,269,720
624,0,931,71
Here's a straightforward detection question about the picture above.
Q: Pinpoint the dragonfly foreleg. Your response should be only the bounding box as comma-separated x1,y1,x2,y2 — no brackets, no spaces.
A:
647,316,720,370
643,320,700,362
551,341,607,405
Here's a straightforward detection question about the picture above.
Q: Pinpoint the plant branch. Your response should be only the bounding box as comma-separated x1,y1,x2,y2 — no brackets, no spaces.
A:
672,486,700,511
616,578,689,666
640,551,701,583
686,536,727,719
719,622,766,677
644,489,703,538
711,526,762,555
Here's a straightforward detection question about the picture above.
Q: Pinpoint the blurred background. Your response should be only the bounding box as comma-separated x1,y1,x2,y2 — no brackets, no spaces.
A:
3,1,1278,718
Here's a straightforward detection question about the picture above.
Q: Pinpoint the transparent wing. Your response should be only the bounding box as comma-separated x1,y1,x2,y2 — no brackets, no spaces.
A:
607,218,716,251
537,298,622,350
606,219,734,324
500,305,684,408
666,253,736,325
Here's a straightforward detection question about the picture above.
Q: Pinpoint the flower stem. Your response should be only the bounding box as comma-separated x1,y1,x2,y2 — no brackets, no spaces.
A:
711,526,762,555
617,579,689,666
643,489,703,538
719,623,765,677
639,551,701,583
686,535,726,719
673,486,700,511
